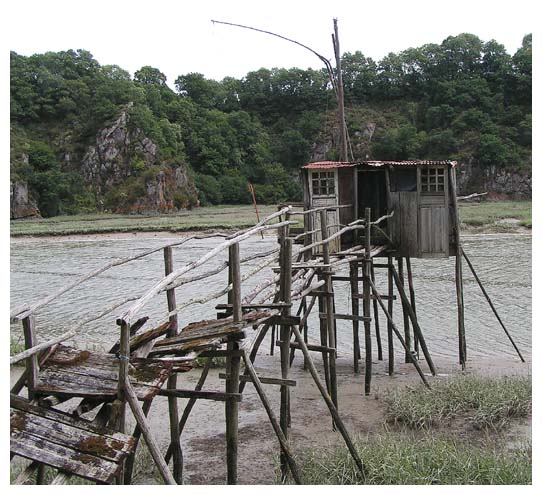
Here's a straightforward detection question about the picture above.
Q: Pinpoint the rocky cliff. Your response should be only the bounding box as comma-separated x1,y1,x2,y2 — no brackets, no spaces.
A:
10,181,39,219
81,104,198,213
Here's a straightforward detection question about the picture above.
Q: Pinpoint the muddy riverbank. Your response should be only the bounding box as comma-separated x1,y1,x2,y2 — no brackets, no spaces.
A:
10,230,531,484
10,353,531,484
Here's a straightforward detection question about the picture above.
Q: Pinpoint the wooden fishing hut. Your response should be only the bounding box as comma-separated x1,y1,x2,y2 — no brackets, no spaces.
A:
294,158,523,400
300,159,459,258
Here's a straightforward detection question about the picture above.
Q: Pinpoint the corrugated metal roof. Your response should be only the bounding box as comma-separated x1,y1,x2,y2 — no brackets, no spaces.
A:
360,160,457,167
302,160,456,169
301,161,356,169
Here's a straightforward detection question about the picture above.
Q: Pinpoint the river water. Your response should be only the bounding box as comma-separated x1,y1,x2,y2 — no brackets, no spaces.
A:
10,233,531,362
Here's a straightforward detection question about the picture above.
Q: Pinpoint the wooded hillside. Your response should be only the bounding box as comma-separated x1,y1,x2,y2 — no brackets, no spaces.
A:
10,33,531,217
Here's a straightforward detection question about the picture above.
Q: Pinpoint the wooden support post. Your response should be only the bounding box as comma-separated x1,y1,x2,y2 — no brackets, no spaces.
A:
349,261,361,373
397,257,412,363
125,378,176,485
165,359,212,463
290,323,366,478
370,262,383,361
22,316,38,400
366,277,430,387
319,210,338,412
362,208,372,395
406,257,419,357
226,243,242,485
163,246,182,483
387,257,395,375
240,350,302,484
462,249,525,362
390,266,436,376
279,235,293,479
317,280,331,393
270,324,275,355
116,320,130,434
123,400,152,485
449,167,467,368
115,318,131,484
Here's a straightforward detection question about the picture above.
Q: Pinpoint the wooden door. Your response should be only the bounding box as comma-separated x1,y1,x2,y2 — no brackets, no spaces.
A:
309,169,340,254
417,166,449,258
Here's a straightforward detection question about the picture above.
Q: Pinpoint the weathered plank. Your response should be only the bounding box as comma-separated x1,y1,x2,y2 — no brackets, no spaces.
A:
35,346,172,401
10,395,135,484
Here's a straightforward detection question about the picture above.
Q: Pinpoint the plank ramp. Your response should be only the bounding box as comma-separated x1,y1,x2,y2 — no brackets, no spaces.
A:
36,345,173,401
10,394,136,484
150,310,273,357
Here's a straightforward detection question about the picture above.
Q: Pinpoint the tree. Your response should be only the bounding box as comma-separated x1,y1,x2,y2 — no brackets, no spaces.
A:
134,66,167,86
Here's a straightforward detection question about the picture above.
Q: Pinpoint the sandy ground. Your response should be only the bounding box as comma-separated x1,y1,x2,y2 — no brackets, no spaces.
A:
10,350,531,485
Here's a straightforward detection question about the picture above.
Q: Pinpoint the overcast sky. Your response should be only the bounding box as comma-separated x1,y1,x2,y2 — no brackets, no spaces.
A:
4,0,536,88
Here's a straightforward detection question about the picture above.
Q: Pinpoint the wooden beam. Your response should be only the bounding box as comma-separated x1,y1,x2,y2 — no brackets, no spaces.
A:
219,373,296,387
158,389,242,402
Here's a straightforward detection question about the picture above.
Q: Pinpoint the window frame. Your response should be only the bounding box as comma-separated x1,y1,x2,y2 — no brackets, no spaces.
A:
420,166,446,195
310,169,337,198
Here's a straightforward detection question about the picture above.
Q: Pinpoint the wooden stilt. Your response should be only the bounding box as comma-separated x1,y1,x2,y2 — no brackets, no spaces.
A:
390,266,436,376
240,350,302,484
370,262,383,361
163,246,182,483
319,210,338,413
406,257,419,357
165,359,212,463
449,167,467,368
123,400,152,484
397,257,412,363
225,243,242,485
125,379,176,485
362,208,372,396
462,249,525,362
22,316,38,400
290,323,366,478
270,324,275,356
367,277,430,388
279,236,293,480
387,257,394,375
349,261,361,373
318,287,331,393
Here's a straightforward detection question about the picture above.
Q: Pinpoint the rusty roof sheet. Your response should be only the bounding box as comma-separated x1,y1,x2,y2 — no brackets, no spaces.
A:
301,161,356,169
302,160,456,169
360,160,457,167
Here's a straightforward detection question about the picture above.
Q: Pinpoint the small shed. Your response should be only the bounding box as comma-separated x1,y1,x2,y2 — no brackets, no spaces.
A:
300,160,458,258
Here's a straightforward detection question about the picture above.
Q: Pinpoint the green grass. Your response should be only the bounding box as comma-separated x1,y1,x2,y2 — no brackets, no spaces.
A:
10,205,281,237
10,336,25,357
459,201,531,230
11,200,530,237
385,375,531,430
286,434,531,485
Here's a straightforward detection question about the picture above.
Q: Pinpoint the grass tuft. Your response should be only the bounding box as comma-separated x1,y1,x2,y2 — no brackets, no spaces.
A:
284,435,531,485
385,375,531,430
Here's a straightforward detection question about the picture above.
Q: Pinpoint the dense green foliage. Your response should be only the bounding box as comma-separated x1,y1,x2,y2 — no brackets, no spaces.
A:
10,33,531,216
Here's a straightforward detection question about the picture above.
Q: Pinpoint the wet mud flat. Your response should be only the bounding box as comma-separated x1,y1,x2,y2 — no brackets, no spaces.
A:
10,232,531,484
10,352,531,485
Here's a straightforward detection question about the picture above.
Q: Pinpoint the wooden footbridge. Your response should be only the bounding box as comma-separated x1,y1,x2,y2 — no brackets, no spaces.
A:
10,201,524,485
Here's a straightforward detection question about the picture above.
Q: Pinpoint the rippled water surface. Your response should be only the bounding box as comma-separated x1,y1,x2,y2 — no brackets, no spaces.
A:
11,233,531,360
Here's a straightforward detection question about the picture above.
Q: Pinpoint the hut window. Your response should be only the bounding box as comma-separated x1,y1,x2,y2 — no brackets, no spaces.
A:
311,171,335,196
421,168,445,193
390,169,417,192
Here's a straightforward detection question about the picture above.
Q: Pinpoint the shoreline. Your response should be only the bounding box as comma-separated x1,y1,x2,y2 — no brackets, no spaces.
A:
9,224,532,243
